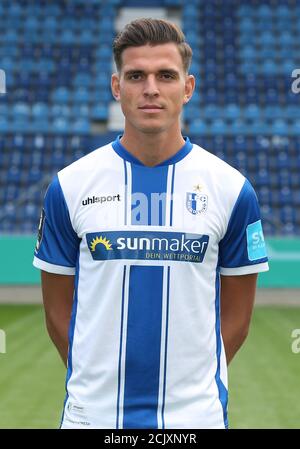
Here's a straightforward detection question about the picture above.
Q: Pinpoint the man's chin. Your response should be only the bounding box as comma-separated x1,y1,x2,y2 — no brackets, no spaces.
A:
137,124,167,134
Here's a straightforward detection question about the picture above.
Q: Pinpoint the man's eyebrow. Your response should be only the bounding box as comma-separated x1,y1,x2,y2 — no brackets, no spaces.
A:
158,69,180,75
124,70,144,76
124,69,180,76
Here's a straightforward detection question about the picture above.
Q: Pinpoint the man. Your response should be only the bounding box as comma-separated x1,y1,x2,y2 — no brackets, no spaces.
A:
33,18,269,429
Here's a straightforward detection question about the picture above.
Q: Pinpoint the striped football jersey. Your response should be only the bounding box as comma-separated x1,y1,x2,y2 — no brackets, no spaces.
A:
33,136,268,429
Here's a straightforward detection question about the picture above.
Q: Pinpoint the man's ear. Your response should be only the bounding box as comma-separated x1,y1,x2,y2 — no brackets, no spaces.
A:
111,73,121,101
184,74,195,104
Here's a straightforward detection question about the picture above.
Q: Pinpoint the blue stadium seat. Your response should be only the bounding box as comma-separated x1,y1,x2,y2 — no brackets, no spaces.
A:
91,105,108,121
11,116,30,133
260,47,277,59
6,166,22,183
257,5,272,18
52,117,71,134
224,73,238,89
73,74,93,88
254,169,269,187
4,29,18,43
72,104,90,119
277,152,290,169
1,57,15,72
278,170,291,188
230,119,248,135
2,203,17,223
233,151,247,171
261,60,277,75
94,73,111,88
92,90,113,104
189,119,208,135
240,46,257,60
44,16,57,31
279,187,293,205
249,119,268,134
0,104,8,117
183,106,196,123
50,104,71,119
52,88,71,104
261,221,276,235
280,32,294,46
223,104,241,120
30,118,50,133
210,119,228,135
292,189,300,208
264,106,282,120
290,120,300,136
24,16,39,30
51,149,68,168
60,29,76,44
13,102,30,117
281,222,297,236
237,5,254,18
23,203,40,224
282,59,295,74
4,184,20,202
243,104,261,121
32,103,49,119
72,88,91,104
37,72,52,88
258,188,272,206
203,105,221,120
27,167,42,183
95,46,112,60
72,118,90,134
78,30,95,45
271,119,289,136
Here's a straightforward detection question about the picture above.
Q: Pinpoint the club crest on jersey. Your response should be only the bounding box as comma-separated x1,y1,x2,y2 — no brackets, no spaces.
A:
186,192,208,215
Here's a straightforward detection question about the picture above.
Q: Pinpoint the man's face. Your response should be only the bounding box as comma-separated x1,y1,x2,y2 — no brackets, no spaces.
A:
111,43,194,135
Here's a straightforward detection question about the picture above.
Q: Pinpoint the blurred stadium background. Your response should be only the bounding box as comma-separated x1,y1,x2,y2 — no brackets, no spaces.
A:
0,0,300,429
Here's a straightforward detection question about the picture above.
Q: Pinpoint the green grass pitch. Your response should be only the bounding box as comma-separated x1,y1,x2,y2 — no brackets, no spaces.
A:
0,304,299,428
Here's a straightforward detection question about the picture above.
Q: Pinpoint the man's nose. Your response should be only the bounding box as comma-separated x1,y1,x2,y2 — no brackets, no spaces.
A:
143,75,159,96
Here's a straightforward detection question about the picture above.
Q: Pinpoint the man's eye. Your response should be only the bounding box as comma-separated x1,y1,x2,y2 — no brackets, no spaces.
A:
129,74,142,80
161,73,174,79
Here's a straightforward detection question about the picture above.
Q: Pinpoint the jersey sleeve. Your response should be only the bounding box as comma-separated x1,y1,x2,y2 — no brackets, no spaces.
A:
219,178,269,275
33,175,80,275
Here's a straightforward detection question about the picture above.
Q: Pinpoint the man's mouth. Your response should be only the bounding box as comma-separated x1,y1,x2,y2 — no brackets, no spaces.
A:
138,104,164,112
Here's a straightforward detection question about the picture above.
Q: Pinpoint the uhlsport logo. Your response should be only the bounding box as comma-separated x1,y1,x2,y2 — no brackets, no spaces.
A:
86,231,209,263
82,194,121,206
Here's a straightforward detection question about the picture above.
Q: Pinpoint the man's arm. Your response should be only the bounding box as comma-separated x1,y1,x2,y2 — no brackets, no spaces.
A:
41,271,75,367
220,273,258,365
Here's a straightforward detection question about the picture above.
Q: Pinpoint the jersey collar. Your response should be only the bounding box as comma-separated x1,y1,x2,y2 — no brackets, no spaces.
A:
112,135,193,167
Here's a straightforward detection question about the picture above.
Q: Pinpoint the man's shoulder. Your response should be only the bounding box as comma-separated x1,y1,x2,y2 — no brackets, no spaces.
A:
188,142,247,208
190,142,245,181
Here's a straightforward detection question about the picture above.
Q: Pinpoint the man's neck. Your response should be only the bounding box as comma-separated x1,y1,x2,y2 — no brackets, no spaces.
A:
120,128,186,167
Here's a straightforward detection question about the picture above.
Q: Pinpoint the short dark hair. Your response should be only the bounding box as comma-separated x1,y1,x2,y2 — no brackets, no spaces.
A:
113,18,193,73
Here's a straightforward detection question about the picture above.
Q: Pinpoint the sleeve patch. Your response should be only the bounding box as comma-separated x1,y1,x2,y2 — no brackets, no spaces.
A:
35,208,45,253
246,220,267,261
